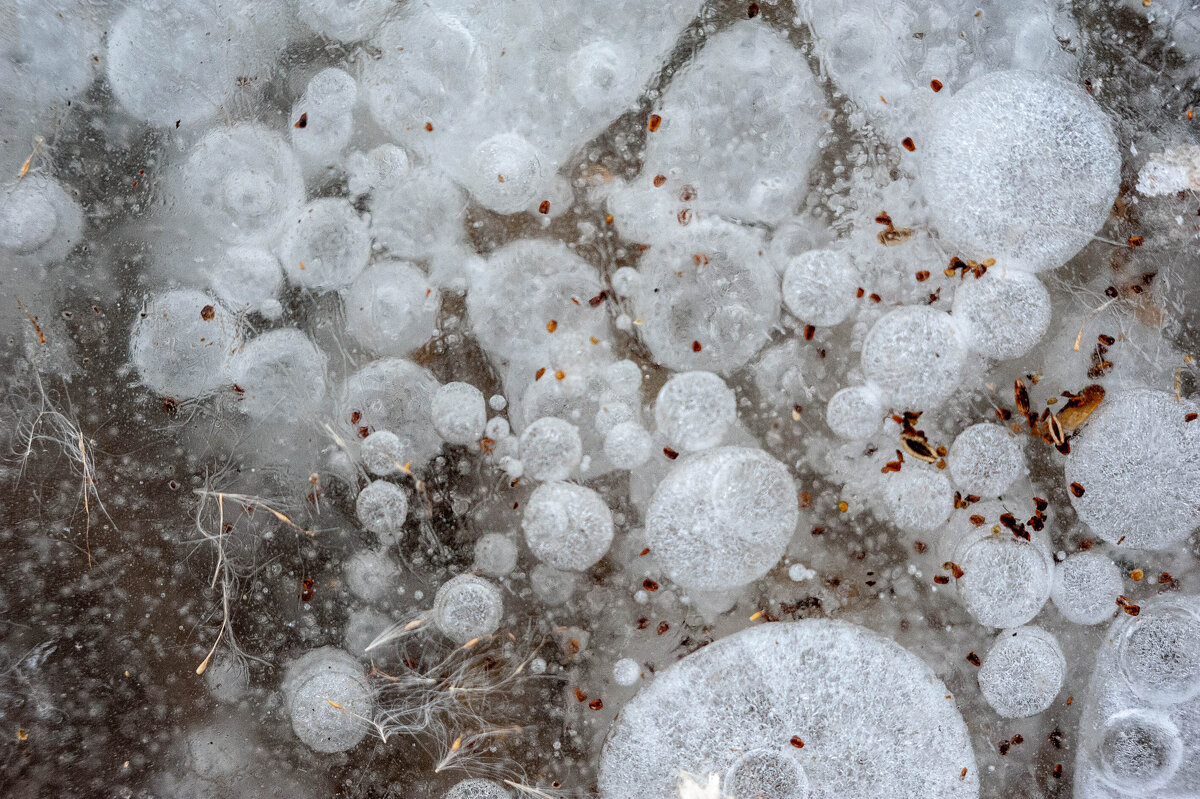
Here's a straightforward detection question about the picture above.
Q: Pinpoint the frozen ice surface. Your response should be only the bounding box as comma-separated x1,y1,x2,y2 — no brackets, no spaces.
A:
0,175,83,271
947,423,1025,497
654,371,735,453
825,385,884,440
344,261,439,357
600,620,978,798
339,358,442,468
130,290,237,399
473,533,518,577
519,417,583,481
604,421,653,470
861,307,967,410
522,481,614,571
292,0,395,43
1065,389,1200,550
978,626,1066,718
951,269,1052,361
432,574,503,643
883,464,955,533
289,68,357,166
921,70,1120,272
1051,552,1123,626
0,1,102,113
645,446,797,592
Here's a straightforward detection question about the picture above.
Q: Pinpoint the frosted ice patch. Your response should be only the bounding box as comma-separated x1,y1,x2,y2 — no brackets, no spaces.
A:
978,626,1065,718
1051,552,1122,626
861,307,966,410
130,290,237,400
432,574,503,644
655,371,735,453
948,423,1025,497
522,481,614,571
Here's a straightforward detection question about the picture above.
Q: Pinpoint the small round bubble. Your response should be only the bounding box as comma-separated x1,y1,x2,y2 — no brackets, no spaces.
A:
978,626,1065,718
433,574,503,644
355,480,408,545
1050,552,1121,626
948,423,1025,497
519,417,583,481
781,248,858,327
522,481,614,571
654,371,735,452
432,382,487,446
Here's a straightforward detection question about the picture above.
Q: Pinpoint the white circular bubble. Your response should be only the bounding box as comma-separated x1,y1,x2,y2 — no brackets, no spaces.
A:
360,431,410,476
466,133,546,215
203,654,248,705
951,270,1051,360
0,175,82,268
781,248,859,327
632,230,779,375
1065,389,1200,550
290,68,357,163
567,40,638,112
862,307,966,410
654,371,735,453
340,358,443,468
978,626,1065,718
645,446,797,592
278,198,370,291
130,290,236,400
604,421,653,470
1051,552,1122,626
432,574,503,644
1117,601,1200,704
612,658,641,687
599,620,978,799
283,648,371,754
345,260,439,352
519,417,583,481
443,778,511,799
723,748,811,799
522,481,614,571
474,533,518,577
1095,709,1183,792
883,465,954,533
825,385,884,440
293,0,394,42
530,563,577,606
432,382,487,446
355,480,408,545
921,70,1120,272
946,503,1053,628
343,549,397,603
208,246,283,312
948,423,1025,497
176,124,302,245
228,328,326,420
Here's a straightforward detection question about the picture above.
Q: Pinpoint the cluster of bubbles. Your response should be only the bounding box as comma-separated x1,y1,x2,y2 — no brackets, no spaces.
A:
3,1,1200,798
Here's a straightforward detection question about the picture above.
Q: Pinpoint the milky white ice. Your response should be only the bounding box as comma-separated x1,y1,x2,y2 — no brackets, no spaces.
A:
600,621,978,798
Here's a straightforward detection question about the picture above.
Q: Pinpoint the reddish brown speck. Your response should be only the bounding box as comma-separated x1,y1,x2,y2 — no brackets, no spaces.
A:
656,621,669,635
535,367,546,381
200,305,215,321
966,651,981,666
642,578,659,591
934,575,950,585
931,79,944,92
424,121,433,132
546,319,558,333
901,137,916,152
663,447,679,460
692,340,702,352
589,698,604,710
803,324,815,341
294,113,307,129
1186,412,1198,422
538,200,550,214
790,736,804,748
856,287,865,298
574,688,587,702
1128,235,1144,247
653,174,667,187
648,114,662,132
1070,482,1085,498
916,270,930,282
639,547,650,557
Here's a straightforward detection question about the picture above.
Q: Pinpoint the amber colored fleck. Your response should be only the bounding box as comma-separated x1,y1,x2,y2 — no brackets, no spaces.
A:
799,491,811,508
1123,603,1141,616
901,137,916,152
656,621,669,635
856,287,865,298
17,728,27,742
639,547,650,557
838,501,849,513
1066,696,1073,705
589,698,604,710
643,578,659,592
294,112,307,129
1186,412,1198,422
913,540,928,554
1128,235,1144,247
916,270,930,282
803,325,815,341
934,575,950,585
554,370,565,380
200,304,215,321
647,114,662,132
1070,482,1085,498
1131,569,1144,581
1053,764,1063,779
869,293,882,303
931,79,944,92
966,651,981,666
653,174,667,187
546,319,558,333
424,121,433,132
535,367,546,381
663,447,679,460
538,200,550,214
574,688,587,702
790,735,804,748
747,2,760,17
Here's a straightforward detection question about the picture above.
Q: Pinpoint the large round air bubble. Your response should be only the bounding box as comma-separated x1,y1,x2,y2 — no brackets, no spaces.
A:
339,358,442,467
951,270,1052,360
825,385,884,440
644,446,797,592
599,620,979,799
883,465,955,533
0,175,83,268
1065,389,1200,550
465,133,545,215
522,481,614,571
518,417,583,481
130,290,236,399
654,371,735,453
432,574,503,644
948,423,1025,497
278,198,370,291
861,307,966,410
781,248,859,327
921,70,1120,272
1095,709,1183,792
432,382,487,446
978,626,1065,718
344,260,439,356
355,480,408,546
282,648,371,753
227,328,326,420
1116,600,1200,705
1051,552,1122,626
443,778,511,799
